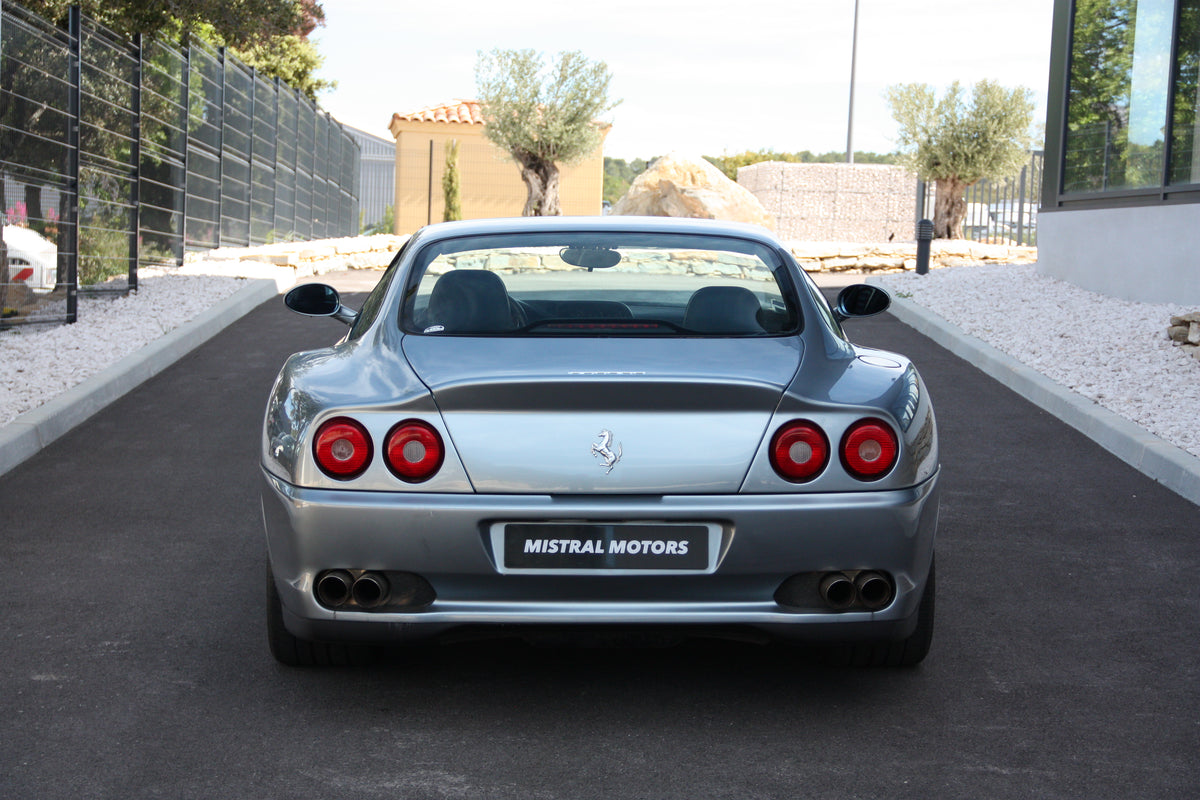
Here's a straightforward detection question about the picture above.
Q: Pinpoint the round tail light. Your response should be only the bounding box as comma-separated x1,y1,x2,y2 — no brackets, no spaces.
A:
385,420,444,482
313,418,373,479
770,420,829,482
841,419,898,480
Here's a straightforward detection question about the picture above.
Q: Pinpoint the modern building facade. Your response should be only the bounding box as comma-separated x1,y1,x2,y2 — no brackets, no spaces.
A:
344,126,397,233
387,100,605,234
1040,0,1200,303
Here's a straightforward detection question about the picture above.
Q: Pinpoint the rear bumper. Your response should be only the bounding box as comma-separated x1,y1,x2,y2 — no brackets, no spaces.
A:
261,468,939,644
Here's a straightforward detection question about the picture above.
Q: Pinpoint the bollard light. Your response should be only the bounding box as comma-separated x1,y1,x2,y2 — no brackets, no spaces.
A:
915,219,933,276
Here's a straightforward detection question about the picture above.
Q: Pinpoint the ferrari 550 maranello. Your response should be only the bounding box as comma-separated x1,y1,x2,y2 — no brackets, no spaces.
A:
261,216,939,667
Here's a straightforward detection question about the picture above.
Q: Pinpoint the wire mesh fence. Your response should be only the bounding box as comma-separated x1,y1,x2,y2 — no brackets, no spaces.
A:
916,151,1043,246
1,2,359,326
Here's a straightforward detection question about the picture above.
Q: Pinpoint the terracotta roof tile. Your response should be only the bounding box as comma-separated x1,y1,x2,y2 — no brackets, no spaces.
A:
392,99,483,125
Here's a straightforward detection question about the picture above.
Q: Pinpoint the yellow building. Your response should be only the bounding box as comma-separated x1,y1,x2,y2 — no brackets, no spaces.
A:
388,100,606,234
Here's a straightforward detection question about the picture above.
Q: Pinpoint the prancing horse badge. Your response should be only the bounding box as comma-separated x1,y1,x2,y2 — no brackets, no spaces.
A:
590,429,622,474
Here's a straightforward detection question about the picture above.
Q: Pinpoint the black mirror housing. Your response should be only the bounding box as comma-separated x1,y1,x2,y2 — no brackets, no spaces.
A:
284,283,358,326
834,284,890,321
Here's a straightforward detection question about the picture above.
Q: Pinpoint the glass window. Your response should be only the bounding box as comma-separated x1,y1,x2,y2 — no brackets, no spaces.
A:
401,233,798,337
1064,0,1176,192
1170,0,1200,183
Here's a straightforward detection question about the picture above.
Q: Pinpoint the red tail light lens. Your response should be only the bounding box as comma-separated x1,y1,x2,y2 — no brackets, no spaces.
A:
385,420,444,482
770,420,829,482
313,418,373,479
841,419,898,480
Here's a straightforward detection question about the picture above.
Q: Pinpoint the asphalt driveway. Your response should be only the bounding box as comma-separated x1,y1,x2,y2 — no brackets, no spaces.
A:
1,285,1196,799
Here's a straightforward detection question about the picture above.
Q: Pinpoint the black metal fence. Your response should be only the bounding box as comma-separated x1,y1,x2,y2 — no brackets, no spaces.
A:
1,2,360,326
917,151,1043,246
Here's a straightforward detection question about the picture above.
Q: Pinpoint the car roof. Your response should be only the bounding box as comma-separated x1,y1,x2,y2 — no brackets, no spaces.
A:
408,216,784,249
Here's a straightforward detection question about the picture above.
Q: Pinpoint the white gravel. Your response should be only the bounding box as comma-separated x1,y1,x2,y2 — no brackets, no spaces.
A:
0,268,247,426
878,264,1200,459
2,258,1198,464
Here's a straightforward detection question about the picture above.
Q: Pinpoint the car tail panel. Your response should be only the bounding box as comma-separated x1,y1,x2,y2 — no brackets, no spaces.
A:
403,337,802,494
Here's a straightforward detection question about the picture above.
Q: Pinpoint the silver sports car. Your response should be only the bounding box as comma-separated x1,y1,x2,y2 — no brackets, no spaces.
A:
262,216,939,667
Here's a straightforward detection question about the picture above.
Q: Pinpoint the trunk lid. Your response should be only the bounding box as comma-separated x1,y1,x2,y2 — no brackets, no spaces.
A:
402,336,803,493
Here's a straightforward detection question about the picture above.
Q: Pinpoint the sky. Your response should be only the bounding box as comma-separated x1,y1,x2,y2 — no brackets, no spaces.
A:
313,0,1056,160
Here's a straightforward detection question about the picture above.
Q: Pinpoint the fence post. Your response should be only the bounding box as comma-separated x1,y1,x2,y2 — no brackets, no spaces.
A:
217,47,226,248
427,138,434,226
129,32,142,290
65,5,81,322
1016,164,1028,246
271,77,281,238
179,41,190,261
247,66,256,244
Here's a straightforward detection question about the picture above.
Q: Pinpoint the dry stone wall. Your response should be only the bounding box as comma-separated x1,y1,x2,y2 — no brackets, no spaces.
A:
185,234,409,276
787,240,1037,273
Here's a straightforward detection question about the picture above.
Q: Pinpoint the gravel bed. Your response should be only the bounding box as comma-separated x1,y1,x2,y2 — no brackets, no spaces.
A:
878,264,1200,459
0,269,246,426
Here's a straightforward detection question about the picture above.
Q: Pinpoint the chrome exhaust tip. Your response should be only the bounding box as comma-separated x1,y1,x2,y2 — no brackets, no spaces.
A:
819,572,857,610
315,570,354,608
351,572,391,609
854,571,894,611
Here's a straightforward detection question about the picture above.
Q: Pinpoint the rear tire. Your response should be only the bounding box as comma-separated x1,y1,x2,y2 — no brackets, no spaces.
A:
266,566,373,667
822,556,935,668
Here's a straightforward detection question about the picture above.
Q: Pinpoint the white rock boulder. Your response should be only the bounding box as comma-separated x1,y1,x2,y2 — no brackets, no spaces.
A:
611,153,775,230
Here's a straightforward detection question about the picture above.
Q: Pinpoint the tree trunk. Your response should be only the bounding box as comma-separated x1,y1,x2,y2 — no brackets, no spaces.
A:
933,177,969,239
516,155,561,216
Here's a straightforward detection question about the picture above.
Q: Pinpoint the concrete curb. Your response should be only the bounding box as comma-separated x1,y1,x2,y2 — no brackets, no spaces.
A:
0,277,279,478
871,282,1200,508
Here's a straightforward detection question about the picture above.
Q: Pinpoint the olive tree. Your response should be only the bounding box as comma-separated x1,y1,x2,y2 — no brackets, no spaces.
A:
886,80,1035,239
475,49,618,216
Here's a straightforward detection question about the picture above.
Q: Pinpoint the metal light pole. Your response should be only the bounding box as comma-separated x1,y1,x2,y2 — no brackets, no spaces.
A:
846,0,860,164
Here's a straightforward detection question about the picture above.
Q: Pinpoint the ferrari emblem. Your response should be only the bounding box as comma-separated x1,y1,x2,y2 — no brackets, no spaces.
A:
590,429,622,474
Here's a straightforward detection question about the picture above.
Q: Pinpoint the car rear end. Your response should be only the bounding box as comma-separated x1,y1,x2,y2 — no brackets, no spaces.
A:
261,219,939,664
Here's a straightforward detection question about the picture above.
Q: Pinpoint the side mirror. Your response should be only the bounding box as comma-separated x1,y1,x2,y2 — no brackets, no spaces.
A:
284,283,358,326
833,284,890,321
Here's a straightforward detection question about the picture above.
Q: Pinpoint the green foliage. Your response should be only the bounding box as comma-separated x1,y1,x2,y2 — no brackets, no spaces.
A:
20,0,322,50
231,35,335,101
22,2,331,100
476,49,618,166
476,49,618,215
602,157,650,203
703,149,899,180
1062,0,1186,190
886,80,1035,185
78,227,130,286
1170,2,1200,183
887,80,1034,239
443,140,462,222
362,205,395,236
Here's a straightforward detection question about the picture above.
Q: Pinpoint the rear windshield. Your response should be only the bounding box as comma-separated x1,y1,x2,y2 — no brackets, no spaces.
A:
400,232,799,336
